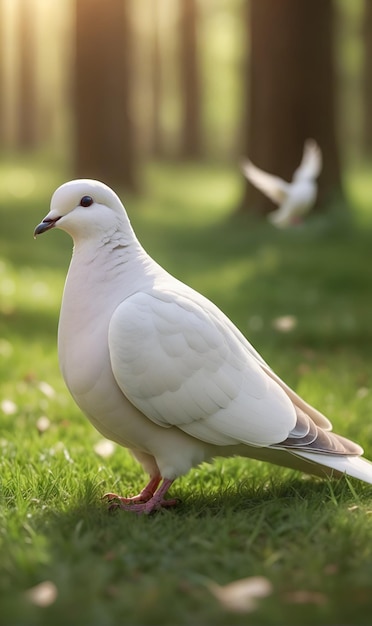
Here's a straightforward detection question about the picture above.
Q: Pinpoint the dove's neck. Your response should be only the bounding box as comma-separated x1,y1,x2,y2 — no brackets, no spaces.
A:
72,225,140,263
60,229,157,333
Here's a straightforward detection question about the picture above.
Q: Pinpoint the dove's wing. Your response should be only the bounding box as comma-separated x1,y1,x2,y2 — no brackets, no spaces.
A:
293,139,322,182
108,289,298,448
241,160,289,205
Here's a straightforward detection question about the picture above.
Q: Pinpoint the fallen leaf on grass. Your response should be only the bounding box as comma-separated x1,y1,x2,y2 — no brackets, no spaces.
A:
207,576,272,613
26,581,58,607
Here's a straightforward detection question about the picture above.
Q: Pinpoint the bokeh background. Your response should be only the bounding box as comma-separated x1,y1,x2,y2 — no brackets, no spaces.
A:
0,0,371,213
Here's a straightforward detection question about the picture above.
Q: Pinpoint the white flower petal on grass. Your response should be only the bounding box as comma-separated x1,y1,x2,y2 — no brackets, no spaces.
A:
36,416,51,433
1,399,17,415
94,439,116,459
52,442,74,463
63,447,73,464
207,576,272,613
26,581,58,607
272,315,298,333
38,381,56,398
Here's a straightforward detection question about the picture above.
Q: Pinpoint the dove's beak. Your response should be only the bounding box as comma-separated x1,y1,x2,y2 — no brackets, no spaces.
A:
34,217,61,237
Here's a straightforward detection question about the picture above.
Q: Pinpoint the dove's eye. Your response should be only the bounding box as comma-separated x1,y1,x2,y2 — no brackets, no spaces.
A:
80,195,93,207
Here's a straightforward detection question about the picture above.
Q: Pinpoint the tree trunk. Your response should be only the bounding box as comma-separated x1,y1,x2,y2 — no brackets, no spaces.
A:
17,0,37,149
0,0,4,146
242,0,341,215
362,0,372,159
150,0,164,157
179,0,202,158
74,0,136,189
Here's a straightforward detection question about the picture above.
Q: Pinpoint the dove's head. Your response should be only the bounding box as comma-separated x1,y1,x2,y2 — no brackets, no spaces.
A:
34,179,133,241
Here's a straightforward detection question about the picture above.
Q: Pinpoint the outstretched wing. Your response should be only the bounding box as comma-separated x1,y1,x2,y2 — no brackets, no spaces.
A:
293,139,322,182
241,159,289,205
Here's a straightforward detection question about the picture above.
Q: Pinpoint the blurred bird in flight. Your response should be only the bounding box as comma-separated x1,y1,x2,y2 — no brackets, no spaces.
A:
242,139,322,228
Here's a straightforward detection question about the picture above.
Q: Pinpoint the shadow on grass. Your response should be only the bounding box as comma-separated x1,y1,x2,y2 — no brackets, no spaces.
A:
33,471,367,536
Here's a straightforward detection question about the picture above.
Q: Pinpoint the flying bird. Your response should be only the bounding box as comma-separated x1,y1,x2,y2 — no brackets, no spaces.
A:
241,139,322,228
34,179,371,513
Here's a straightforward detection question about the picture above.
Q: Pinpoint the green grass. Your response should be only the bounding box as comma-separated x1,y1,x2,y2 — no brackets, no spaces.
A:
1,156,372,625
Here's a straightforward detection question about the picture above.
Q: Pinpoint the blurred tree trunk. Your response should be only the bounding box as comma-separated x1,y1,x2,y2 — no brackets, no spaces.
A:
179,0,202,158
74,0,136,189
150,0,164,157
362,0,372,159
241,0,342,215
0,0,4,146
17,0,37,149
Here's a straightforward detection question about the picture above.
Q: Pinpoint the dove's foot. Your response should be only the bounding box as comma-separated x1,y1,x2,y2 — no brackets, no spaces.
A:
103,475,162,505
103,477,177,514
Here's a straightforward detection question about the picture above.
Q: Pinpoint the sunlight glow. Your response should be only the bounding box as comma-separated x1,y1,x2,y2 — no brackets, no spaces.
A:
5,168,36,197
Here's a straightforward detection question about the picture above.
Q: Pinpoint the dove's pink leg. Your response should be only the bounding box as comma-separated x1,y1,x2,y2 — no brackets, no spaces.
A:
103,475,162,505
103,477,178,514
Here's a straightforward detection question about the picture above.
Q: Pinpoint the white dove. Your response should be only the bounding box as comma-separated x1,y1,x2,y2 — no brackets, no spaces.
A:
242,139,322,228
34,179,372,514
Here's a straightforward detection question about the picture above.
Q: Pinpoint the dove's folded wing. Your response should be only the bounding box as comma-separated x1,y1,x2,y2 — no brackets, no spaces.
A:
108,290,297,447
293,139,322,182
241,160,289,205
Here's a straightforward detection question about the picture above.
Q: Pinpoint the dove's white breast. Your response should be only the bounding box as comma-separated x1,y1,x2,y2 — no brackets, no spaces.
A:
57,243,159,445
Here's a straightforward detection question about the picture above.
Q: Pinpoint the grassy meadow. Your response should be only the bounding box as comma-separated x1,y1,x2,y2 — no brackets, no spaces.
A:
1,156,372,625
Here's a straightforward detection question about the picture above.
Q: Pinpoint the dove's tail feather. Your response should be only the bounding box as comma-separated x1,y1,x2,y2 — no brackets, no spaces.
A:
292,451,372,485
235,445,372,485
